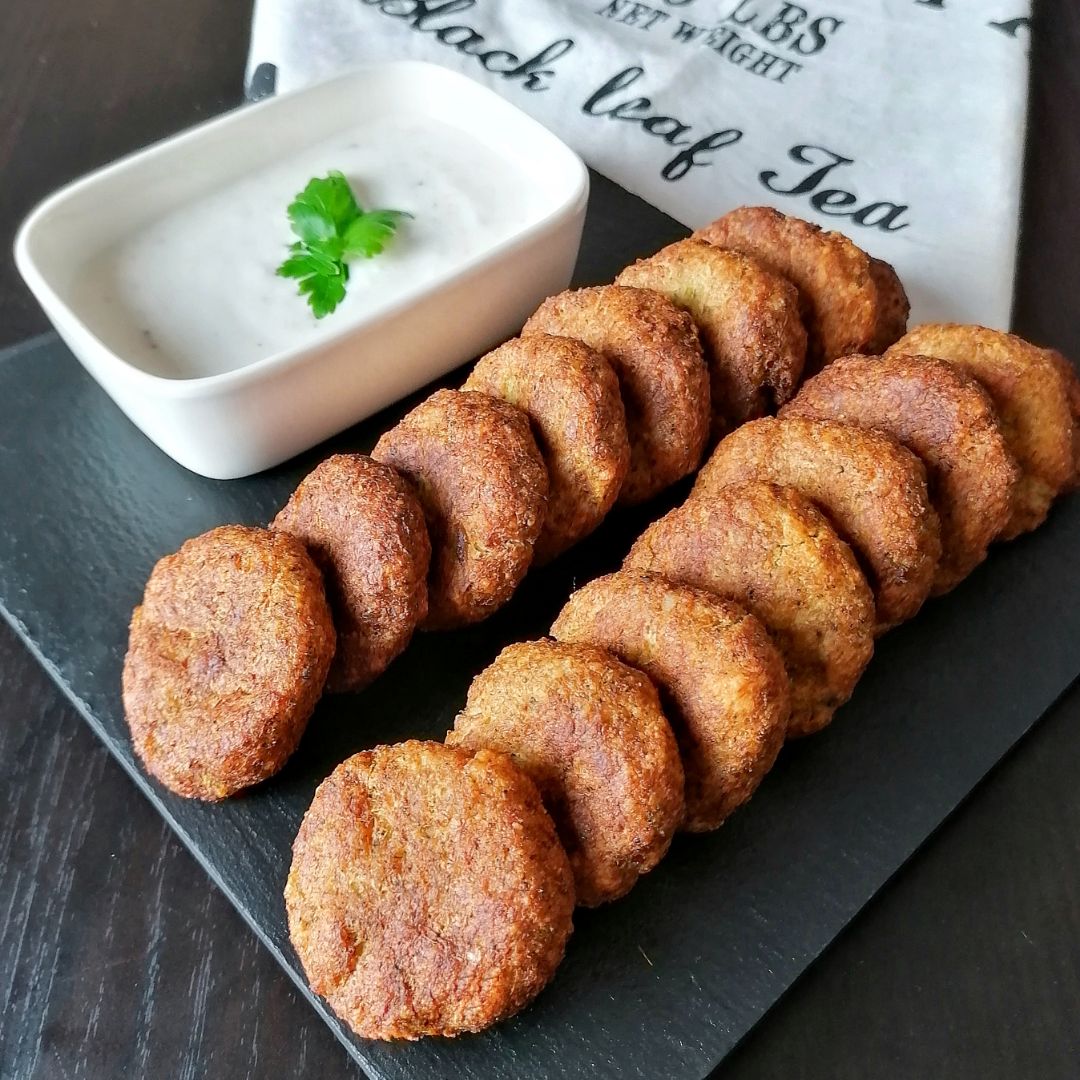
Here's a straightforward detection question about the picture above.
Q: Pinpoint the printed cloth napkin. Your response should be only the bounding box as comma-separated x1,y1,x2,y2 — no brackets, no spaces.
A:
247,0,1033,327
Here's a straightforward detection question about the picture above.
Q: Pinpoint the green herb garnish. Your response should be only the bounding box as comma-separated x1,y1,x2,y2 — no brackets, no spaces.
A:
276,171,411,319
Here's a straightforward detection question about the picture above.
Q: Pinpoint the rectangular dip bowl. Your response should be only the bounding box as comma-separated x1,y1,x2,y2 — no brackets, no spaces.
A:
15,61,589,479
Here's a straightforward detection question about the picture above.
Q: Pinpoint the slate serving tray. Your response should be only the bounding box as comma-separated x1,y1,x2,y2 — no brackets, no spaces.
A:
2,172,1079,1080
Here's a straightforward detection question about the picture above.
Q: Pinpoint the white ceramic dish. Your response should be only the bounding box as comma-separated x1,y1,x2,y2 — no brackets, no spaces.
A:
14,62,589,479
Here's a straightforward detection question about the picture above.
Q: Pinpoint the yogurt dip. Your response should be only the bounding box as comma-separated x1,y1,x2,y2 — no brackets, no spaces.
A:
74,112,545,380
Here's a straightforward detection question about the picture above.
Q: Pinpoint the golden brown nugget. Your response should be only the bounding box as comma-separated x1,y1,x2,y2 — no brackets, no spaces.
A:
616,238,806,438
551,570,789,830
694,206,904,371
782,353,1019,593
448,639,684,907
1043,347,1080,492
626,483,874,737
272,454,430,693
286,741,574,1040
867,257,911,354
464,334,629,562
887,324,1074,537
372,389,547,629
694,417,940,631
523,285,710,504
122,525,336,801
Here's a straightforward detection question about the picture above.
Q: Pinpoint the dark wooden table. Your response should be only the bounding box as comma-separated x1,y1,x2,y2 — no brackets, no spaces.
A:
2,3,1078,1077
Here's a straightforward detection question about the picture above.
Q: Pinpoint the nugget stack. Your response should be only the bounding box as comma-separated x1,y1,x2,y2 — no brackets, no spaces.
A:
120,205,1079,1042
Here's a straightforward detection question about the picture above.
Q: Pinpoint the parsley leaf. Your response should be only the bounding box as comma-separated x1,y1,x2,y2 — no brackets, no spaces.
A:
276,171,410,318
342,210,414,260
298,263,349,320
277,242,340,281
286,171,359,243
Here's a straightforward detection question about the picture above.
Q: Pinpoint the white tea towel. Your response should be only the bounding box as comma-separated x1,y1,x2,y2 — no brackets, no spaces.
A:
246,0,1032,328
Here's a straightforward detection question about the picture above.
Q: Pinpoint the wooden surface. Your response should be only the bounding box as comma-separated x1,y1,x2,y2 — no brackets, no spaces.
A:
2,2,1078,1078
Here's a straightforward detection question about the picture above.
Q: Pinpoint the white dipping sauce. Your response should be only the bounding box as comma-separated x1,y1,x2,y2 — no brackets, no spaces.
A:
76,113,543,379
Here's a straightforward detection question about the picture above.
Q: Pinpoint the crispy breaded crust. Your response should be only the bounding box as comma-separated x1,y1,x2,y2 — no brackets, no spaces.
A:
694,418,941,631
122,525,336,800
867,257,911,354
616,238,806,438
694,206,879,373
285,741,574,1040
551,570,789,830
372,389,548,629
448,639,684,907
626,483,874,737
887,324,1074,536
783,353,1019,593
272,454,430,692
465,334,629,562
1043,347,1080,493
524,285,710,505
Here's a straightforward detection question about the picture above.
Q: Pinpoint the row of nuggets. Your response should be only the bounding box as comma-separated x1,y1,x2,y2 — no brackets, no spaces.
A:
121,205,1080,1042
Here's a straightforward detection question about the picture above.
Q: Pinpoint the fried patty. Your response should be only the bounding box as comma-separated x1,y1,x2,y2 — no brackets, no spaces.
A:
523,285,710,505
694,206,907,372
122,525,336,800
887,324,1074,537
285,740,574,1040
464,334,629,562
272,454,430,692
694,417,941,631
372,389,548,629
447,639,684,907
551,570,789,829
782,353,1019,593
616,238,806,438
627,483,874,737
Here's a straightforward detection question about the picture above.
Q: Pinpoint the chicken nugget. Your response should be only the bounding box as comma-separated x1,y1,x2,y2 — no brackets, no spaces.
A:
551,570,789,829
616,238,806,438
272,454,430,692
372,389,547,629
447,639,684,907
887,324,1074,536
626,483,874,737
286,740,574,1039
782,353,1019,593
464,334,628,562
524,285,710,504
122,525,336,800
694,206,908,371
694,418,940,631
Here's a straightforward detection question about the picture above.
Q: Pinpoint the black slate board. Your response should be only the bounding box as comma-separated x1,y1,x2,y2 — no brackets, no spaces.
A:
2,173,1079,1080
